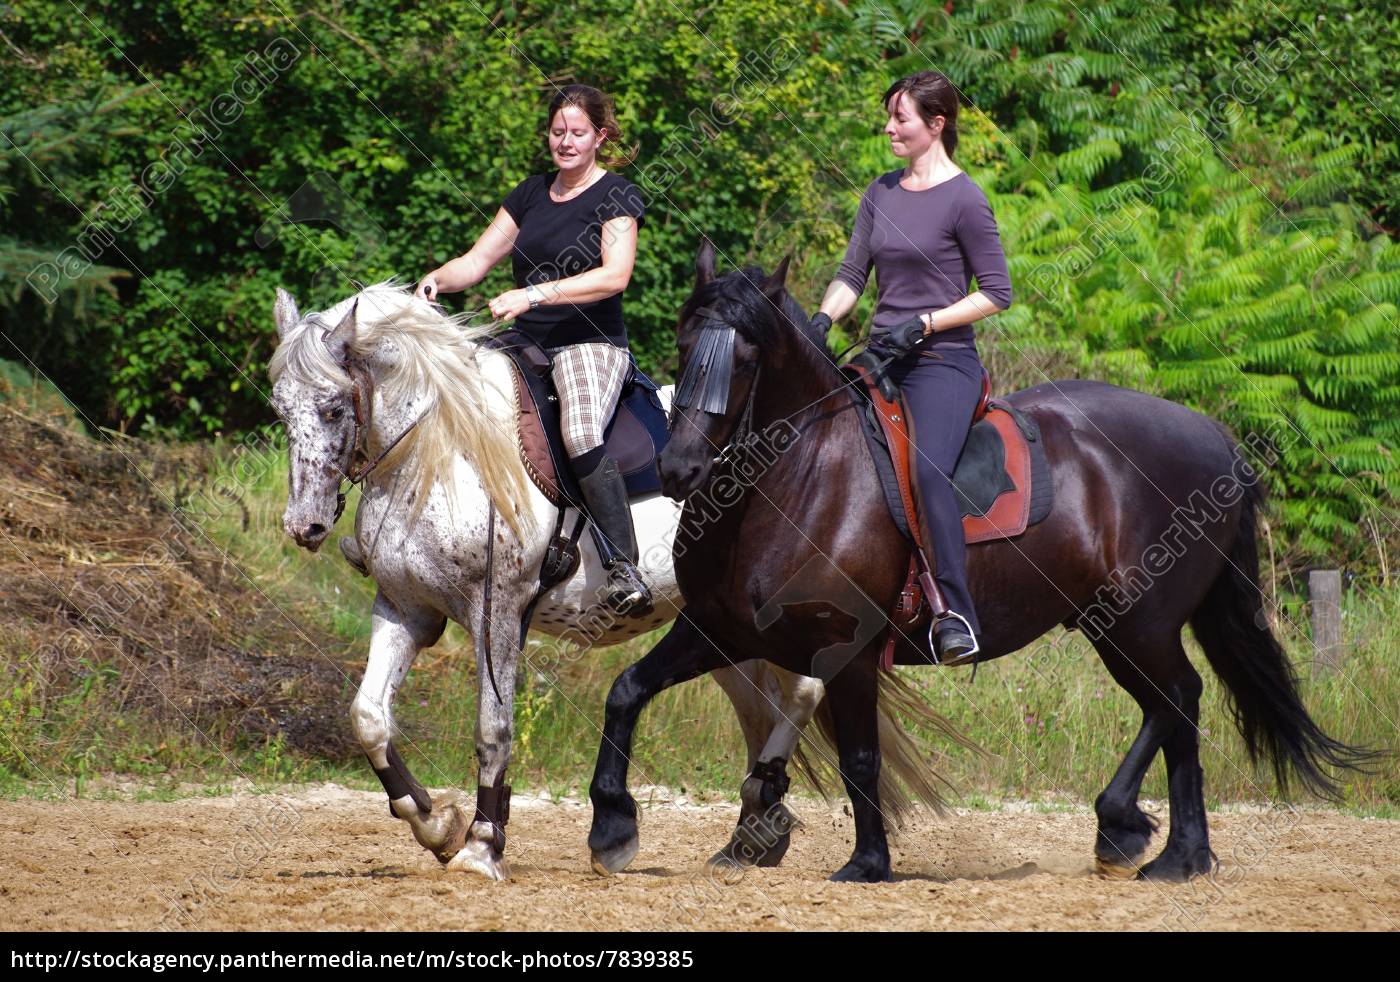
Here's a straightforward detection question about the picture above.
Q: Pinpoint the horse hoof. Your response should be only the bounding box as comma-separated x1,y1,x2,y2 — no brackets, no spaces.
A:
706,832,791,870
1094,856,1140,880
445,839,510,881
706,847,740,871
415,799,468,858
1137,849,1213,882
829,857,891,883
590,836,639,876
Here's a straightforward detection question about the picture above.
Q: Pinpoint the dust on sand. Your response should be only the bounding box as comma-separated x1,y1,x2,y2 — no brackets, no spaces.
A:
3,785,1396,931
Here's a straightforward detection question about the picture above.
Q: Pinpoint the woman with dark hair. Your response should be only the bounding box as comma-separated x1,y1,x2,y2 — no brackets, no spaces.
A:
810,70,1013,662
414,83,652,613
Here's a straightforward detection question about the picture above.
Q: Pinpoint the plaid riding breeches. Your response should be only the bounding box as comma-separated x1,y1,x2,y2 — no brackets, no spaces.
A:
546,342,632,457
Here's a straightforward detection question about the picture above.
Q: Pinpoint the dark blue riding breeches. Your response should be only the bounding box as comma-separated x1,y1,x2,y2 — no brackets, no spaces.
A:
885,341,983,638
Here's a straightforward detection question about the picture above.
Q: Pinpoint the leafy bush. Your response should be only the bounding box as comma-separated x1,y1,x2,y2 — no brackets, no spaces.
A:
1,0,1396,566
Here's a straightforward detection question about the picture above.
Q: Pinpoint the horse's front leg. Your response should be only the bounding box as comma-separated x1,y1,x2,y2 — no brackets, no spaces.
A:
442,585,522,881
588,616,727,874
352,590,470,863
825,652,892,883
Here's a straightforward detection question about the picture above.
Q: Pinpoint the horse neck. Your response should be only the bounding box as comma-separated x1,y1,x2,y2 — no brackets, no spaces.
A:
361,331,537,539
752,317,846,433
364,337,510,449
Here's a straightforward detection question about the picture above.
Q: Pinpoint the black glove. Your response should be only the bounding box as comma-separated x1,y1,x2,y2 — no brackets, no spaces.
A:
856,316,926,402
807,312,832,342
870,315,928,359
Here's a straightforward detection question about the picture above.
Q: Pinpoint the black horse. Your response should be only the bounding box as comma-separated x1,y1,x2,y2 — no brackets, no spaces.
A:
588,241,1371,883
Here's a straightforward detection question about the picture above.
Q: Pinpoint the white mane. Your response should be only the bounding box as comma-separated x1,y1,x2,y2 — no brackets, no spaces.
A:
269,280,535,538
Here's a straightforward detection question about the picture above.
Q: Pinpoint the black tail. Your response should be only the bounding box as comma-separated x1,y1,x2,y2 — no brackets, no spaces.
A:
1189,468,1379,800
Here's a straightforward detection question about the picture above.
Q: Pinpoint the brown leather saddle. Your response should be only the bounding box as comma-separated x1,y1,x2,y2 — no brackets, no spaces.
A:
842,362,1053,666
483,330,670,508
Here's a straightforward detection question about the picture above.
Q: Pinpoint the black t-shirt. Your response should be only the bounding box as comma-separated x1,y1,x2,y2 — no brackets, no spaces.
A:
500,171,645,348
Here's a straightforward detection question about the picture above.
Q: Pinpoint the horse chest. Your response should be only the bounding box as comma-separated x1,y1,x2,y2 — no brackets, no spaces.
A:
354,497,499,587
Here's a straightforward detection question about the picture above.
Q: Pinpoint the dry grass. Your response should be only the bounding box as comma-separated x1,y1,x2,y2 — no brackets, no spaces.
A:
0,404,361,788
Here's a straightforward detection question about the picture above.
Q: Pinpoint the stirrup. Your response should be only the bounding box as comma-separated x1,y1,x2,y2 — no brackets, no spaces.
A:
604,561,653,615
930,611,979,666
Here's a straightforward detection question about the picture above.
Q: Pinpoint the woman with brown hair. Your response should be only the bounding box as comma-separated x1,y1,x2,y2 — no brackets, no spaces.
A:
414,83,652,613
810,70,1013,662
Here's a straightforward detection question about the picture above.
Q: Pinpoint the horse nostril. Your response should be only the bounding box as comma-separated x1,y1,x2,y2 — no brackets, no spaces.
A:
304,523,327,541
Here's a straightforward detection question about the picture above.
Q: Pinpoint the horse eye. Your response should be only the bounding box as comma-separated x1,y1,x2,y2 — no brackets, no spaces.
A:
323,406,345,423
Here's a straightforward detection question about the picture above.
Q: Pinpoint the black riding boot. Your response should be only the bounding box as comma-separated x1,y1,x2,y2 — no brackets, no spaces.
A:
573,447,653,615
933,616,977,663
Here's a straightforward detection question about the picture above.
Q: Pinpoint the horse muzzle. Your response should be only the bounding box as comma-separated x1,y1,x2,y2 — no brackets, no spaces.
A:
284,508,335,551
657,450,712,501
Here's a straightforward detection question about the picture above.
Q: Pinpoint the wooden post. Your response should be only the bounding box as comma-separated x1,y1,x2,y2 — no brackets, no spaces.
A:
1309,569,1343,673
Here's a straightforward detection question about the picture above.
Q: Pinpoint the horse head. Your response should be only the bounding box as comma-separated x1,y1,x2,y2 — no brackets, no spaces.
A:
268,282,535,553
658,237,794,499
269,287,365,550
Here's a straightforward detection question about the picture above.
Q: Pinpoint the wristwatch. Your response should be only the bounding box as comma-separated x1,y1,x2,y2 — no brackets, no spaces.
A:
526,283,544,310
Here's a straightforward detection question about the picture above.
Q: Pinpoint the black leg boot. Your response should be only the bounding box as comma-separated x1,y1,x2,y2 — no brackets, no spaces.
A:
573,448,653,615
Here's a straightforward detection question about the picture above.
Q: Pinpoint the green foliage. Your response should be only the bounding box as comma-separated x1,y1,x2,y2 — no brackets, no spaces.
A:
0,0,887,431
978,103,1400,567
1,0,1397,565
1171,0,1400,232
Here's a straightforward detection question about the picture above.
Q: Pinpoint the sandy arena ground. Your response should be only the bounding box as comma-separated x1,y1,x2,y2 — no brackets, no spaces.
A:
2,784,1396,931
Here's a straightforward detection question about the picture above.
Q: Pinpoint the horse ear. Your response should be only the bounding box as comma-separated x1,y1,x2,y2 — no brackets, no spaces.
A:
322,298,358,365
762,254,791,300
695,236,716,289
274,288,300,340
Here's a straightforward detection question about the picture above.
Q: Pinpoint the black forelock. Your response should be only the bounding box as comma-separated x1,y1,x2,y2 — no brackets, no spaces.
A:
684,264,813,352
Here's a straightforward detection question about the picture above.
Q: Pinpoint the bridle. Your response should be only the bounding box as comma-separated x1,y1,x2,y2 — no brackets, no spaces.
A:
324,328,429,524
671,305,761,457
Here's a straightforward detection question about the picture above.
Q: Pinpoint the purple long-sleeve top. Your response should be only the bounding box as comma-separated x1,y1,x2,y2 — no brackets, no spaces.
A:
834,170,1012,345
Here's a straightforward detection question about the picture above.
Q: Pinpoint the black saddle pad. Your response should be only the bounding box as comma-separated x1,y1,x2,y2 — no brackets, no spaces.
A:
951,420,1017,518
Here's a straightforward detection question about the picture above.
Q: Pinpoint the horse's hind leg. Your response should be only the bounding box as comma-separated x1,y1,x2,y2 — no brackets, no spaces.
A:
588,617,728,875
1088,624,1213,881
709,664,818,868
825,654,891,883
1143,654,1215,882
352,591,469,863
